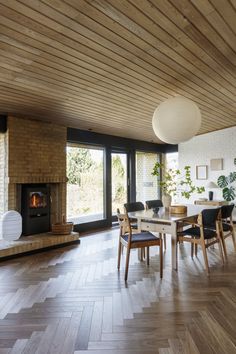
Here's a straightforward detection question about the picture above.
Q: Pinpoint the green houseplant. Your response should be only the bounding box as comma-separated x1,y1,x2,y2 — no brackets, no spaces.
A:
217,160,236,201
152,162,205,207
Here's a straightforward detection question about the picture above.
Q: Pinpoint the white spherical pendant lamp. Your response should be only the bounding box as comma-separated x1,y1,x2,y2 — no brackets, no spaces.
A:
152,96,202,144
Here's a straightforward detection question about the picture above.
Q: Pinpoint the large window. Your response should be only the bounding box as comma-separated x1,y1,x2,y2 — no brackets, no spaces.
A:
136,151,160,203
66,129,178,231
67,144,104,223
111,152,128,215
165,152,179,170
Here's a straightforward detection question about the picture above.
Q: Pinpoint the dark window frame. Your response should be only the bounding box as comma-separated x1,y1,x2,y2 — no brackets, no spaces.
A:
67,128,177,232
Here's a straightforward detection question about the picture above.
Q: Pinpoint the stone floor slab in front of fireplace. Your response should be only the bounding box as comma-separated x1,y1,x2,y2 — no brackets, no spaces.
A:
0,232,80,260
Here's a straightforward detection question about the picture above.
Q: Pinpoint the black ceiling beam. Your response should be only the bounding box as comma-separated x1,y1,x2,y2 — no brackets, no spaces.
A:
67,128,178,153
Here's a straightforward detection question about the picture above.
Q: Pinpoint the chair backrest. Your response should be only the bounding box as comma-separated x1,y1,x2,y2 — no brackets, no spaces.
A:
117,212,132,241
201,208,220,227
146,199,163,209
124,202,144,213
221,204,234,220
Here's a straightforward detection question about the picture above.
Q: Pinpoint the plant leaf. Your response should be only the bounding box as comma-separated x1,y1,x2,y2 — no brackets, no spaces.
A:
217,175,228,188
234,158,236,166
222,187,235,201
229,172,236,183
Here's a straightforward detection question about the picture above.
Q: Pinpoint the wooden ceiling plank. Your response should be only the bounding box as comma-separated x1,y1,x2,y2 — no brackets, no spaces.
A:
0,41,171,101
0,53,234,128
0,0,235,140
151,0,236,81
0,12,196,102
0,78,233,131
3,1,236,111
76,0,236,104
93,0,236,95
0,78,232,132
57,0,236,100
192,0,236,51
8,67,236,123
129,0,236,95
0,91,230,140
208,0,236,35
0,75,159,124
168,0,236,65
0,92,158,139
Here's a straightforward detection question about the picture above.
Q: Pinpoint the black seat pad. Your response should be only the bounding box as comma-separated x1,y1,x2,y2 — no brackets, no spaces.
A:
122,231,159,242
208,223,231,232
179,227,216,239
222,223,232,232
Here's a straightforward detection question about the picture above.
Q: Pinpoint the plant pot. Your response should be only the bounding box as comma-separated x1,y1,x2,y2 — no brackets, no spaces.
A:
162,194,172,209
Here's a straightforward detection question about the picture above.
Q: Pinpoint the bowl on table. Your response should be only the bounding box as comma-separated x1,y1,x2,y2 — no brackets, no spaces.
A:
153,207,160,214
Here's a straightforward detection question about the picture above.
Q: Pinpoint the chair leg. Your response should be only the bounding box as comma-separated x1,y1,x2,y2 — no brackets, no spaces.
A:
220,233,228,260
201,240,210,275
146,246,150,266
160,239,163,278
191,243,194,258
217,236,225,265
117,241,122,270
140,247,145,261
163,233,166,251
231,228,236,251
195,243,198,257
124,247,131,281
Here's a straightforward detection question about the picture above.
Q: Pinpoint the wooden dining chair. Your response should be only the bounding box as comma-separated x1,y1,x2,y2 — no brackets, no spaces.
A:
145,199,163,209
177,208,224,275
117,212,163,281
124,202,144,229
123,202,146,259
145,199,166,250
219,204,236,258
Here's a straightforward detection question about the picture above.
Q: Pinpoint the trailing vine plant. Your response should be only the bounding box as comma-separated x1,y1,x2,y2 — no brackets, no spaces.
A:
152,163,205,199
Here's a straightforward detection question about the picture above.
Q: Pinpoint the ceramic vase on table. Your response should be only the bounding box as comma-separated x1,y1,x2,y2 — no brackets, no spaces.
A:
162,194,172,209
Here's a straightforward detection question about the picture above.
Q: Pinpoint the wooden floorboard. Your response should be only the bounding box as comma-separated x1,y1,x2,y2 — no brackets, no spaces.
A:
0,228,236,353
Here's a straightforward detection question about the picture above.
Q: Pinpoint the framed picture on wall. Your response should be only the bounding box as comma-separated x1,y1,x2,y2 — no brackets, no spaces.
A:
196,165,208,180
210,158,223,171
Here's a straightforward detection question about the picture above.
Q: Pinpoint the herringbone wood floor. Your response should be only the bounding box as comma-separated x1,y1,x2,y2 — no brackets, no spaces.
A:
0,227,236,354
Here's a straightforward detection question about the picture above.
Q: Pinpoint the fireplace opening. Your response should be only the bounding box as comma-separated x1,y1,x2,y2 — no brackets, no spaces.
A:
30,191,47,209
21,184,50,235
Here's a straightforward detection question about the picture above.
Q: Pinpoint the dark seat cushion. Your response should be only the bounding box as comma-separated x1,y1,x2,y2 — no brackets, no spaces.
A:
222,222,232,232
208,223,232,232
178,227,217,240
122,231,159,243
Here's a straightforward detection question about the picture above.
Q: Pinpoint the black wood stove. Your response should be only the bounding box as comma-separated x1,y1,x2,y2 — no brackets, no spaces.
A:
21,184,50,235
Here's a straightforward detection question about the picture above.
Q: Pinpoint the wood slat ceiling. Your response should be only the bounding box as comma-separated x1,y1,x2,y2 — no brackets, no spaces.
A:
0,0,236,143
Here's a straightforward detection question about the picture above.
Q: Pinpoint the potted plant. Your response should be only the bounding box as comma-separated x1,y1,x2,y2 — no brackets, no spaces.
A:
152,162,179,208
152,162,205,208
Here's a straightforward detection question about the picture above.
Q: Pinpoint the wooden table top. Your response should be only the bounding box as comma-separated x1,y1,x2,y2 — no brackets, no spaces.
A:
129,204,219,223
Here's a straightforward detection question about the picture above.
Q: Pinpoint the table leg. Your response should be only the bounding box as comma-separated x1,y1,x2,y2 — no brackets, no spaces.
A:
137,218,142,261
171,222,178,270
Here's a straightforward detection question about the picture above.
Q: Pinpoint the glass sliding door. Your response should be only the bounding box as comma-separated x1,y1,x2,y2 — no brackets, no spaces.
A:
165,152,179,170
136,151,160,203
111,152,128,215
67,144,105,224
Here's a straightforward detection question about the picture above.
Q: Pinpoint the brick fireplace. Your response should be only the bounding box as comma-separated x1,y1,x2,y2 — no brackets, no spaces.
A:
0,116,67,235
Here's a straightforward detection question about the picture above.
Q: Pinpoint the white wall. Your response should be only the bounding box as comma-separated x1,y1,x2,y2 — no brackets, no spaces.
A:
178,126,236,217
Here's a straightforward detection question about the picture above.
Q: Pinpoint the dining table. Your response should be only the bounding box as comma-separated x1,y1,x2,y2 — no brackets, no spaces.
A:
128,204,219,271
